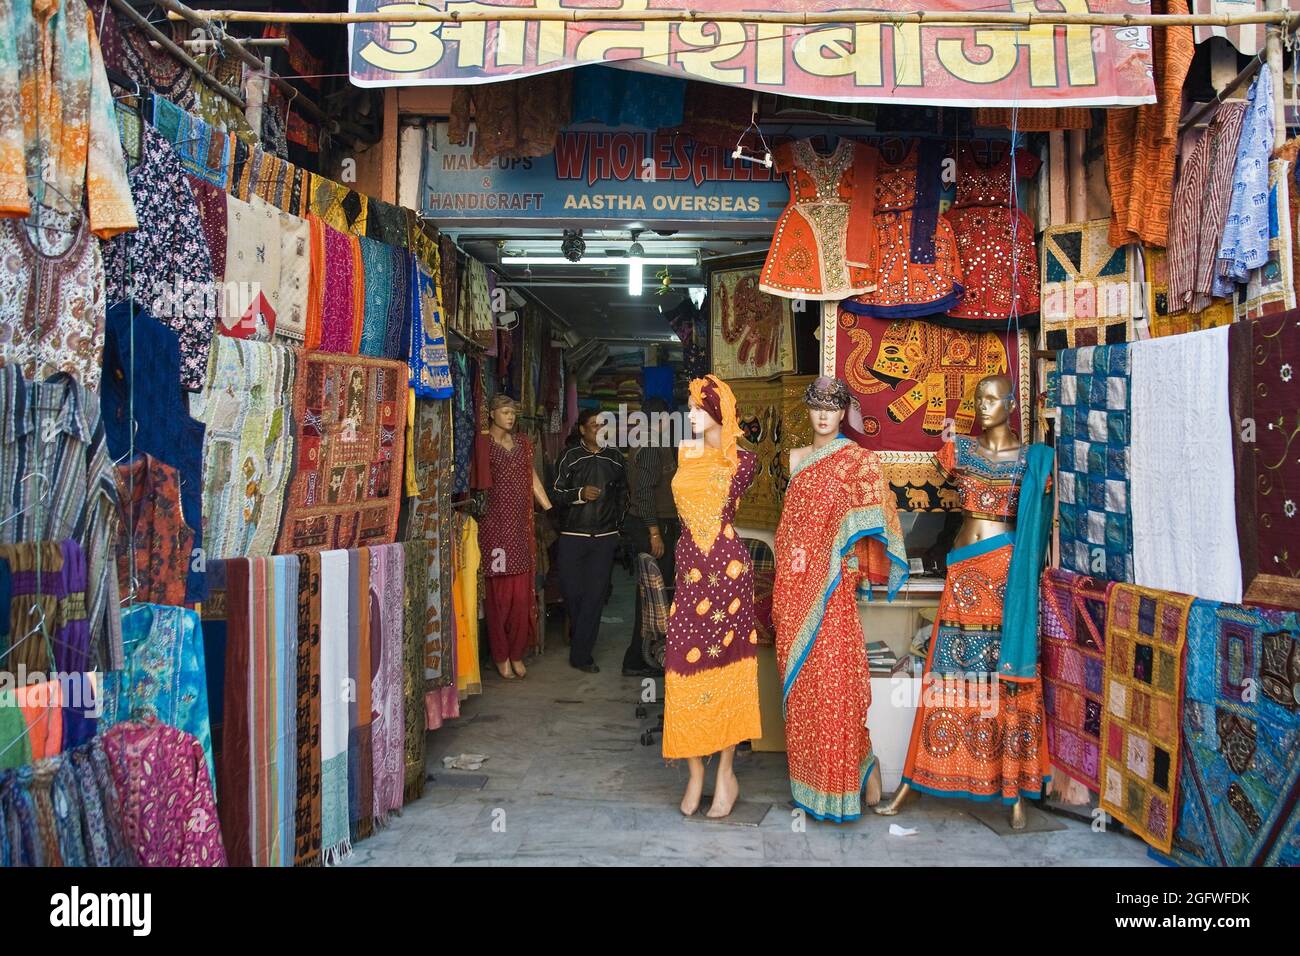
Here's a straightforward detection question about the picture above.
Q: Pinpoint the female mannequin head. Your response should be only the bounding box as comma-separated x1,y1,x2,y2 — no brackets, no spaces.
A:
973,374,1015,434
687,399,722,446
803,376,856,443
489,394,518,433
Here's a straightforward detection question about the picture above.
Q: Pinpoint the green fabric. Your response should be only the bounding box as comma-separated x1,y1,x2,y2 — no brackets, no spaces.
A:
998,443,1056,681
0,691,32,770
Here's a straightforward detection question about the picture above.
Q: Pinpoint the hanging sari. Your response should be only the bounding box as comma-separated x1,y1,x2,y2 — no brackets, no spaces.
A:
773,437,909,821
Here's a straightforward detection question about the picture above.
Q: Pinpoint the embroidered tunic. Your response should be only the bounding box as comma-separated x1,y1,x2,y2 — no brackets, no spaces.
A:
943,144,1041,326
843,140,964,319
760,137,878,300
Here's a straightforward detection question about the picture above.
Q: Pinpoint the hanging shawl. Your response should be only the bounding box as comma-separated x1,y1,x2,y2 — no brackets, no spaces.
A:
410,258,454,398
999,443,1055,682
319,549,350,863
674,375,744,553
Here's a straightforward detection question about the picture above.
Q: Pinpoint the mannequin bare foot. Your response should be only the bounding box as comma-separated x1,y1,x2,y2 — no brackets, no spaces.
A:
510,660,527,678
864,761,883,808
495,662,514,680
681,762,705,816
1010,797,1027,830
706,768,739,818
874,782,913,816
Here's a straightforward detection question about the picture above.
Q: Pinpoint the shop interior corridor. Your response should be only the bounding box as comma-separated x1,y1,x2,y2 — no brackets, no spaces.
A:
349,570,1158,867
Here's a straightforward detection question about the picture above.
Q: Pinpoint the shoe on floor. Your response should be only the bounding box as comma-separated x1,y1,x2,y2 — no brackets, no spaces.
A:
571,662,600,674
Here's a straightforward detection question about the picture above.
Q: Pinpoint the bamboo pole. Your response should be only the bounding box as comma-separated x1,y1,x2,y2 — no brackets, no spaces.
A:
105,0,245,109
1266,9,1287,148
152,0,335,131
168,7,1300,28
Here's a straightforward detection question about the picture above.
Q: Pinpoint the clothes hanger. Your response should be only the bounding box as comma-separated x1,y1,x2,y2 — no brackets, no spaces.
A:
0,472,52,533
732,93,773,169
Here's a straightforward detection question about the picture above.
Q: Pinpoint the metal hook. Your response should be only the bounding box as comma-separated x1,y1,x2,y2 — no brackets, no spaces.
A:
111,420,141,467
0,472,52,531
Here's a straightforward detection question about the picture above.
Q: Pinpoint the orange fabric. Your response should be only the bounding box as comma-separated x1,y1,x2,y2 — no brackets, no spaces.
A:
1105,0,1195,248
671,443,736,558
662,656,761,759
349,234,366,353
15,680,62,761
761,138,878,298
1273,138,1300,284
975,107,1092,131
305,213,325,350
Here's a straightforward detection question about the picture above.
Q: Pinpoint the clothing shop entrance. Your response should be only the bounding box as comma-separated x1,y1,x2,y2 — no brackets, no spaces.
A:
347,97,1161,865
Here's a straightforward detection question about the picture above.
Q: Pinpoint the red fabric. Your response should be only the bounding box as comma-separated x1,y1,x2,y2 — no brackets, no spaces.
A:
479,436,535,576
217,559,251,867
485,572,534,663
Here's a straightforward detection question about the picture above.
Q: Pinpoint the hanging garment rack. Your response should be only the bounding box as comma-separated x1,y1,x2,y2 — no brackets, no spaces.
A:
105,0,245,110
1178,52,1266,133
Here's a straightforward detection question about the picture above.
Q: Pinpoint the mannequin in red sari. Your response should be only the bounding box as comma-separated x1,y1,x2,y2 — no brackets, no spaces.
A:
773,377,909,821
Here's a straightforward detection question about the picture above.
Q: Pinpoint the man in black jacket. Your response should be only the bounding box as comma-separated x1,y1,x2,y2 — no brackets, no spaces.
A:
552,408,627,672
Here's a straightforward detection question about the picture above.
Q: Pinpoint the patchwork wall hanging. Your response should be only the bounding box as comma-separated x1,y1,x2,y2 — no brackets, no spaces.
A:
277,352,408,553
1141,248,1233,339
1040,568,1113,794
1050,343,1134,583
1173,600,1300,867
1040,219,1136,350
1099,583,1194,854
710,265,796,380
831,307,1029,511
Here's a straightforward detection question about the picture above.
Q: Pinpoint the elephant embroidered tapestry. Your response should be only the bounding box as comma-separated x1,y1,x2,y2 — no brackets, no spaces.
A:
709,265,796,380
832,307,1029,512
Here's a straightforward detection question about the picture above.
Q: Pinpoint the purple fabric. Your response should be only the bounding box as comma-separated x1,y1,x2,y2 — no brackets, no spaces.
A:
320,226,357,353
55,540,95,749
910,139,944,265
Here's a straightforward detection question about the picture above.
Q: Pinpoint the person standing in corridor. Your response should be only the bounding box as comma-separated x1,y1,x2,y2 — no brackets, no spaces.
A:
552,408,627,673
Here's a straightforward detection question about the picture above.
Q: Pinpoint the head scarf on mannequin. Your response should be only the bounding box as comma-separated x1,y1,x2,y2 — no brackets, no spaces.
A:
688,374,744,467
802,375,867,436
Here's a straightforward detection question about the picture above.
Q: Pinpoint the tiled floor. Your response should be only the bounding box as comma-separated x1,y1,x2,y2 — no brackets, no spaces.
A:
349,567,1157,867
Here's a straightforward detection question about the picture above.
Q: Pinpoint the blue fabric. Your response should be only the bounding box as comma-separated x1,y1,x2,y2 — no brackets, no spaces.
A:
358,236,396,357
1050,344,1133,583
642,366,674,404
1172,600,1300,867
1214,68,1274,296
998,443,1055,681
101,301,207,602
102,603,214,785
572,64,685,129
410,258,454,399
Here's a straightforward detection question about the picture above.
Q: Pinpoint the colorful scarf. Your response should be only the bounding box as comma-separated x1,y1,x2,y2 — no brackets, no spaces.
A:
294,552,323,866
192,338,298,559
319,223,358,353
347,548,374,842
401,540,429,800
358,235,396,357
999,444,1056,682
152,94,229,190
369,544,406,824
276,210,311,343
319,549,350,863
411,257,454,398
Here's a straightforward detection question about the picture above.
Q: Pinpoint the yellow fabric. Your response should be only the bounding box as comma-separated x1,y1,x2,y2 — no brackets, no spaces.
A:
455,516,482,698
404,388,420,497
662,656,763,758
672,443,736,557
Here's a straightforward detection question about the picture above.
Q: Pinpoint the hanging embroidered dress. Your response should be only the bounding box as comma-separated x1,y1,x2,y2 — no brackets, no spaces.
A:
773,438,909,821
842,140,965,320
759,137,878,300
942,144,1040,327
662,376,762,758
900,437,1051,803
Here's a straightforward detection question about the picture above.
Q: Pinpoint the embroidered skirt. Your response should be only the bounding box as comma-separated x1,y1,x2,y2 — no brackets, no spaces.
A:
901,533,1050,803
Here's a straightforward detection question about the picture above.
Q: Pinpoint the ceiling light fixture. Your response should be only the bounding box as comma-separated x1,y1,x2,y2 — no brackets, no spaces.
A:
500,256,697,266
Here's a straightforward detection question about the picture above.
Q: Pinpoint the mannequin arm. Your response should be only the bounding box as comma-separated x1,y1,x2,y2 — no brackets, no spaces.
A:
532,469,553,511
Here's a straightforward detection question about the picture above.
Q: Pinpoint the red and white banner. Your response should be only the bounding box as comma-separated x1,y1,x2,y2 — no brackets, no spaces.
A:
348,0,1158,106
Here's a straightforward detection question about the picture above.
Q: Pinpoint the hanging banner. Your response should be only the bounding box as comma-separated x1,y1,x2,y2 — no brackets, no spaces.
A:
349,0,1157,106
421,121,790,221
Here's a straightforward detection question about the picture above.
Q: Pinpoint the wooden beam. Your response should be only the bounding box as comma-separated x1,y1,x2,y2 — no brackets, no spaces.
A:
167,8,1299,28
381,88,399,205
105,0,244,109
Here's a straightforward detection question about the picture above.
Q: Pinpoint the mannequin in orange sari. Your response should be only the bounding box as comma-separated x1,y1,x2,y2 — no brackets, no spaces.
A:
773,377,909,821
